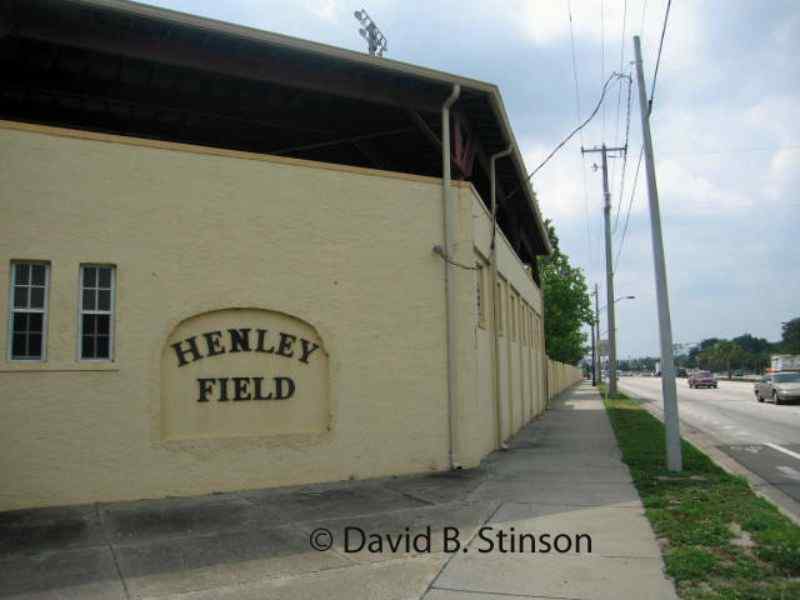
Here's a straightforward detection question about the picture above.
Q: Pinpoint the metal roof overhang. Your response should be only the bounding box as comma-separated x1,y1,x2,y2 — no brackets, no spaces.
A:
0,0,551,258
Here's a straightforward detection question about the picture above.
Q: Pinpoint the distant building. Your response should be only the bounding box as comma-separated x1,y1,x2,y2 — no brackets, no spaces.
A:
0,0,579,510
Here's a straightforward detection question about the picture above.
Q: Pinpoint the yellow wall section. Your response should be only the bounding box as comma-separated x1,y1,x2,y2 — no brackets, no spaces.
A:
162,308,330,441
0,122,580,510
0,124,456,510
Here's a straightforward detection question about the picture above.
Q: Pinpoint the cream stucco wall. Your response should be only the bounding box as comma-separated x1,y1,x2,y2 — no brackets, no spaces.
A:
547,359,584,399
0,121,556,510
0,123,476,510
467,194,548,454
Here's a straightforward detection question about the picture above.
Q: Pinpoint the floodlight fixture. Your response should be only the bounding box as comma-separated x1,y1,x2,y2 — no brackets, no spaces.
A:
353,8,388,57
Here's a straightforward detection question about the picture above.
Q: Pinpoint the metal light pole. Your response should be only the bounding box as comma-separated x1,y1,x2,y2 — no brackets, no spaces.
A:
634,35,682,471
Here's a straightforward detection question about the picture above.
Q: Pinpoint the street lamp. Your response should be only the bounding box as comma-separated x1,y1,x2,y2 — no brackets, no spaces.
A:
598,295,636,313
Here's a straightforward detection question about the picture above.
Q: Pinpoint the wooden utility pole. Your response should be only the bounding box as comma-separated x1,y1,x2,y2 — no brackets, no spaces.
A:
591,316,597,386
594,284,601,385
582,144,626,395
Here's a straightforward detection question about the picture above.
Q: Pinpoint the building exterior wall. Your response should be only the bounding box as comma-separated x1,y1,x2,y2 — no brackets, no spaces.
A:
469,195,548,454
0,121,569,511
1,122,463,510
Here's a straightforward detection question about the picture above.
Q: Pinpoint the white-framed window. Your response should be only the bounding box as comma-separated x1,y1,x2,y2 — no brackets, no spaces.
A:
79,265,116,360
8,261,49,361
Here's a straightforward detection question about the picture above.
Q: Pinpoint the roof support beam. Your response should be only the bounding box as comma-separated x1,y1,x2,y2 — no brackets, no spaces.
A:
408,110,441,150
407,110,467,177
269,127,414,156
352,139,385,170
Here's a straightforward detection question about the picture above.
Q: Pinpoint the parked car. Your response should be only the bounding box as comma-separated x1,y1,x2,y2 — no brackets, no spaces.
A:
754,372,800,405
689,371,717,389
677,368,688,378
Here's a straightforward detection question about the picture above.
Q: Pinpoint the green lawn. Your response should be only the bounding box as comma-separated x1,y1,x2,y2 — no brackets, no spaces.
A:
601,386,800,599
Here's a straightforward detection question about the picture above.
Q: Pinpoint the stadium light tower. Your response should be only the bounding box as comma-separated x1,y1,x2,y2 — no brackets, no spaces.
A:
354,9,388,57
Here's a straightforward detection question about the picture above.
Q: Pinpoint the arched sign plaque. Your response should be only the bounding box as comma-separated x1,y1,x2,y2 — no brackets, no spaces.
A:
161,308,329,441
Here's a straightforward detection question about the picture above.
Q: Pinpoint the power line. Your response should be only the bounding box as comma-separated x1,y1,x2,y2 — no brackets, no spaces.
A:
613,75,633,235
614,0,669,269
567,0,584,126
610,0,629,189
619,0,628,78
649,0,672,114
640,0,649,35
601,0,606,140
614,145,644,272
567,0,595,283
509,72,626,200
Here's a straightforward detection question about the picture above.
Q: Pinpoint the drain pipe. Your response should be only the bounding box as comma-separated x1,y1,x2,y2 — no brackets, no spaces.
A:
442,84,461,470
490,146,513,449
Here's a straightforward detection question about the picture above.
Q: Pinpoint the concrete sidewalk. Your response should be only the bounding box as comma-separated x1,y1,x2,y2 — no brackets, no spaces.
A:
0,384,678,599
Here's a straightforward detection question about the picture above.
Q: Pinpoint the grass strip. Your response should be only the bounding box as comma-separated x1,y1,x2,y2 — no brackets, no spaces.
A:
600,385,800,599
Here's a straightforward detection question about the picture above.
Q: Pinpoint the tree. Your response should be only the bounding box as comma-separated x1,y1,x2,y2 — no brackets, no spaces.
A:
688,338,720,368
781,318,800,354
732,333,770,355
538,219,593,365
732,333,771,374
700,341,747,379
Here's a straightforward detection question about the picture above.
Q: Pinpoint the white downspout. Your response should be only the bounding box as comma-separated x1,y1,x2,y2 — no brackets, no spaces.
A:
442,84,460,470
490,146,513,448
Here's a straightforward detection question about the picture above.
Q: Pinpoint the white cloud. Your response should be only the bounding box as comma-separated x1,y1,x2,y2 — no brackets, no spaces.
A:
657,158,753,216
522,141,592,221
514,0,630,46
307,0,339,22
744,95,800,146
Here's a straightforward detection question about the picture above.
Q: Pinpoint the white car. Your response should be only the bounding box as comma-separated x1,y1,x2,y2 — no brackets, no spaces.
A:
754,372,800,405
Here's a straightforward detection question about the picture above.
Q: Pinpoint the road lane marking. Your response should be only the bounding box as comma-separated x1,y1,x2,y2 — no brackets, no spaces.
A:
777,466,800,481
765,443,800,463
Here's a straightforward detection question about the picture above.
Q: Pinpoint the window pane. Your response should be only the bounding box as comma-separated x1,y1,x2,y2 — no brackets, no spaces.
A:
82,314,96,336
31,264,46,286
14,286,28,308
28,313,43,333
82,336,96,359
83,289,96,310
98,268,111,289
12,334,26,357
98,290,111,311
13,313,28,333
15,263,29,285
96,336,110,358
97,314,110,335
28,334,42,358
83,266,96,288
30,286,45,309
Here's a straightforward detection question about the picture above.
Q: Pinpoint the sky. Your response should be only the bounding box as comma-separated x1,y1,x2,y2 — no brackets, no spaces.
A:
144,0,800,358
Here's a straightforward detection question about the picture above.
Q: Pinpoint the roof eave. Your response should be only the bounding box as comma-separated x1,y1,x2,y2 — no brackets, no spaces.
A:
52,0,553,257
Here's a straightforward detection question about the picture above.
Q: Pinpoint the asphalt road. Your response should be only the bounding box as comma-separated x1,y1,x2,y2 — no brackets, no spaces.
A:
619,376,800,508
